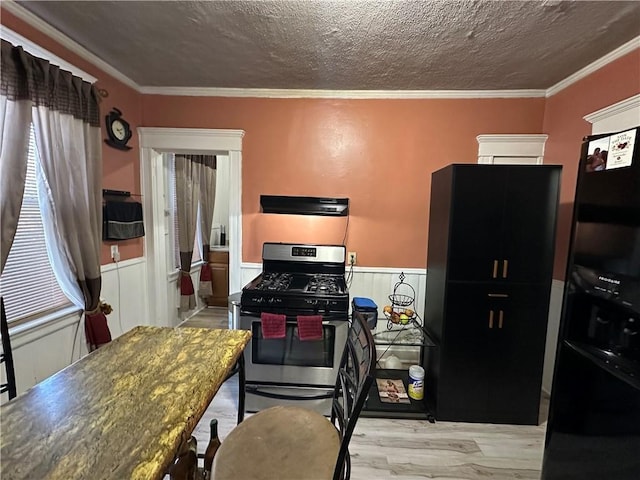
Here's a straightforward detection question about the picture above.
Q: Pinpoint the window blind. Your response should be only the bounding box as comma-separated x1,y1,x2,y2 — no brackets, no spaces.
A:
0,126,71,323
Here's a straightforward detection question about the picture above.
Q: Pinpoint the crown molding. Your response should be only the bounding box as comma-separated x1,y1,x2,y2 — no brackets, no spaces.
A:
583,93,640,124
546,35,640,98
140,86,546,99
5,0,637,100
1,0,140,91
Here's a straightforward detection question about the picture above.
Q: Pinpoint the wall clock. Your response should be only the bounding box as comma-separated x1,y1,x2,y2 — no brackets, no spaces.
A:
104,108,132,151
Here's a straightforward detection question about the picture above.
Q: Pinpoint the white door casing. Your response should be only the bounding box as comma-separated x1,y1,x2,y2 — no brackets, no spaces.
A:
476,134,548,165
584,93,640,134
139,128,244,327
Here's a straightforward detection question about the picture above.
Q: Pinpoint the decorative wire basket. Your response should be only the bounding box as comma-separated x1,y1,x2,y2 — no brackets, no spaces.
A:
382,272,418,328
388,293,414,307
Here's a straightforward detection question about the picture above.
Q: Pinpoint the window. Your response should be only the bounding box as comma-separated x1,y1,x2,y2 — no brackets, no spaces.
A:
0,126,71,323
167,154,202,269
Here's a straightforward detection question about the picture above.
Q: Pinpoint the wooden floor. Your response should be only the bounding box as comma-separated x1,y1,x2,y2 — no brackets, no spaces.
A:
181,307,548,479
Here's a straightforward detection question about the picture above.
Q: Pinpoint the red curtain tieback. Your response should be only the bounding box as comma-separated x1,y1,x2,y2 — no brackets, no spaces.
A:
180,272,195,295
85,311,112,351
200,263,212,281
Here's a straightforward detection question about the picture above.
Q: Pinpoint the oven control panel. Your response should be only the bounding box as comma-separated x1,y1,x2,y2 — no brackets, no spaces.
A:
262,243,346,264
249,296,284,305
292,246,316,257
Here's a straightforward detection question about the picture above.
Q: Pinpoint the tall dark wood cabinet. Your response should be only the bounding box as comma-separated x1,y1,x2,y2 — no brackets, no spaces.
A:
424,164,561,425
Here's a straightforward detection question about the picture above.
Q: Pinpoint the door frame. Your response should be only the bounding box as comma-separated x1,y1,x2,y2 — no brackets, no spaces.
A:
476,134,548,165
139,127,244,327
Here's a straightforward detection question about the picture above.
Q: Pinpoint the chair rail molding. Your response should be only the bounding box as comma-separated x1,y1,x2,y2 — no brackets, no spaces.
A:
139,127,244,327
476,134,548,165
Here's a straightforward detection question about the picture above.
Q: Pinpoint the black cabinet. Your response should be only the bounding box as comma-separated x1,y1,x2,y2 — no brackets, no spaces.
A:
424,164,561,425
446,165,559,284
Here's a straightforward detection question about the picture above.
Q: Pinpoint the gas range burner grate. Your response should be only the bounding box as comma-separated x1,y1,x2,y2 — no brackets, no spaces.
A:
304,275,343,294
255,272,293,291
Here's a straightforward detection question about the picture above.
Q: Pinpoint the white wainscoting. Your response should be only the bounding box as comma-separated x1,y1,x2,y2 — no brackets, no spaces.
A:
347,267,428,322
241,263,565,389
5,259,562,401
8,306,83,396
4,258,150,398
101,257,149,334
349,267,427,366
103,256,210,332
240,263,262,291
241,263,427,318
241,263,427,365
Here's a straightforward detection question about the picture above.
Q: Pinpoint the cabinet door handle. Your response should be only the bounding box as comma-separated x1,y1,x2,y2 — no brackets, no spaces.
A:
492,260,498,278
489,310,494,329
498,310,504,329
487,293,509,298
502,259,508,278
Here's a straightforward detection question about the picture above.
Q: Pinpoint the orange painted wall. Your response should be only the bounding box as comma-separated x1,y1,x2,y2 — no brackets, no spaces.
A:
542,49,640,278
142,96,546,267
4,7,638,278
1,9,144,265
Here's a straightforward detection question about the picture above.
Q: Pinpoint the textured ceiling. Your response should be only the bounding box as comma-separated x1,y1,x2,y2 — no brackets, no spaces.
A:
12,0,640,90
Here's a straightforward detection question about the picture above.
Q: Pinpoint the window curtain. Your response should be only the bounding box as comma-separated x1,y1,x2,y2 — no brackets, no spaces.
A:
198,156,217,298
0,41,32,273
175,155,201,311
0,39,110,351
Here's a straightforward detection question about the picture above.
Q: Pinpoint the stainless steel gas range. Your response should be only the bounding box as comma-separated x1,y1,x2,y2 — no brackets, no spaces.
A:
239,243,349,415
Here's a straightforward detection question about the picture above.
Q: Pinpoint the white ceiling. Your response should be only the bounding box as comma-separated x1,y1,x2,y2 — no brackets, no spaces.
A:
10,0,640,91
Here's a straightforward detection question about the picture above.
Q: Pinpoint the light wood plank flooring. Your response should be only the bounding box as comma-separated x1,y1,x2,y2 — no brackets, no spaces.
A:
181,307,548,479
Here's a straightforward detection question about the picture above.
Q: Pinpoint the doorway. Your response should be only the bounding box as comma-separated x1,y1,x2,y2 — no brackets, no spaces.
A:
139,128,244,327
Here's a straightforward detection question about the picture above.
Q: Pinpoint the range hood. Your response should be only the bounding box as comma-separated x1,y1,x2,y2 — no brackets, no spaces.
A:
260,195,349,216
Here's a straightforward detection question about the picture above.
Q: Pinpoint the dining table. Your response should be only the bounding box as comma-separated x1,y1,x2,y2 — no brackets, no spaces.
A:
0,325,251,480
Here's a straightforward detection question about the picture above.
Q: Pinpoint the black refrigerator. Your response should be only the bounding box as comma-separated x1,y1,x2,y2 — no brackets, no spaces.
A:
542,126,640,479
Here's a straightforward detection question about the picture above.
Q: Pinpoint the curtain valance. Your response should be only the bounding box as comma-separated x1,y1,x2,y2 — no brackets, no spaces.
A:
1,39,100,126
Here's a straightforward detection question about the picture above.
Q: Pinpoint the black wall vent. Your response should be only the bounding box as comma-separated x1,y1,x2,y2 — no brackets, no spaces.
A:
260,195,349,216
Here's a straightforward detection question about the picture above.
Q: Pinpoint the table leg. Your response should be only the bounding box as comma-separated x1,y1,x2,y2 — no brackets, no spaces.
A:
237,355,245,424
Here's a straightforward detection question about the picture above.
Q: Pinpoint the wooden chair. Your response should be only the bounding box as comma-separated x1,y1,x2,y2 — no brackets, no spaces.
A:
211,311,376,480
1,297,17,400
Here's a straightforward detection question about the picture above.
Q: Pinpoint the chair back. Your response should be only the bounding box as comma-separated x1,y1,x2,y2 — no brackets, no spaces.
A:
330,311,376,480
1,297,17,400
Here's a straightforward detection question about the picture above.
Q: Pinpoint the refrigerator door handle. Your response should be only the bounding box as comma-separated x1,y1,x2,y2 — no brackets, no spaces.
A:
499,310,504,329
502,259,509,278
492,260,499,278
489,310,494,329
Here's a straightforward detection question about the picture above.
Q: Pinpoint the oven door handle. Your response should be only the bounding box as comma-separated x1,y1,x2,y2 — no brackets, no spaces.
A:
286,320,341,326
246,385,335,401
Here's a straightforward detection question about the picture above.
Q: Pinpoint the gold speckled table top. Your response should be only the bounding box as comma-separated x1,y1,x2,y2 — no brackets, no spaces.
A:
0,326,251,480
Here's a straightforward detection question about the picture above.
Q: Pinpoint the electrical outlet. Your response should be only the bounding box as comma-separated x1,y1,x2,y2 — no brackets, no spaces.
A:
110,245,120,261
348,251,357,266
